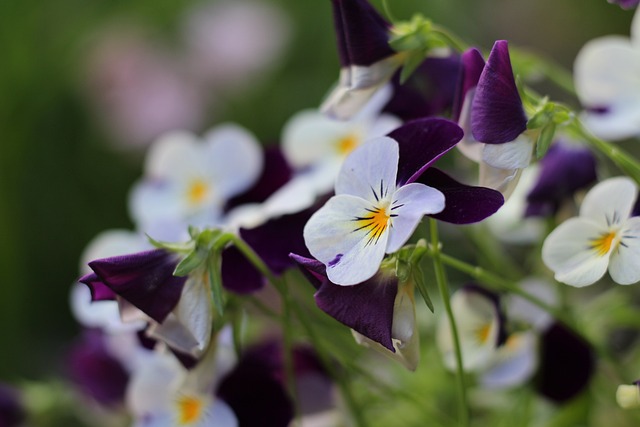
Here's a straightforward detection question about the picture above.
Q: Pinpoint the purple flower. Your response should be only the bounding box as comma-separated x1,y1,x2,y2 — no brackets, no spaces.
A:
525,142,597,217
0,384,26,427
607,0,640,9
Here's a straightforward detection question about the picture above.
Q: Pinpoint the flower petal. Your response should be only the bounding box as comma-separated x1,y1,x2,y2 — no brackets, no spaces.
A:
542,218,611,287
471,40,527,144
580,176,638,225
85,249,186,323
610,216,640,284
452,48,484,122
481,134,533,170
480,331,538,389
315,272,398,351
335,137,398,201
417,168,504,224
221,246,265,294
390,118,464,185
385,183,445,253
304,194,389,285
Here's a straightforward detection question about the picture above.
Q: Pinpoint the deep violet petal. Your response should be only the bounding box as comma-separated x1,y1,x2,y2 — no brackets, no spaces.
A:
86,249,186,323
417,168,504,224
536,322,595,403
0,383,26,427
289,253,327,290
221,246,265,295
525,142,597,217
315,273,398,351
78,272,117,301
452,48,485,122
384,54,462,121
389,118,464,185
332,0,394,66
471,40,527,144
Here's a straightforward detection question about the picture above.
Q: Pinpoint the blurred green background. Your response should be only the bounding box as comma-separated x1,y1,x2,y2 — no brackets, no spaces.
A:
0,0,632,382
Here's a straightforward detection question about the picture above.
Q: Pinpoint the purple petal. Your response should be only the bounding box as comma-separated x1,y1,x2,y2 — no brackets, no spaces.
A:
385,54,462,121
66,330,129,407
78,272,117,301
0,384,25,427
225,146,293,211
289,253,327,290
84,249,186,323
221,246,265,294
315,272,398,351
217,341,294,427
417,168,504,224
240,209,313,275
525,142,597,217
452,48,485,122
390,118,464,185
471,40,527,144
331,0,394,66
536,322,595,403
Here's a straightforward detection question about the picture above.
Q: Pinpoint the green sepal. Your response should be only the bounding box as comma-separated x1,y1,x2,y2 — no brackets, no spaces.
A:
208,251,225,316
413,264,434,313
174,249,206,277
389,14,432,52
394,240,433,312
535,122,556,159
146,234,194,254
196,228,224,251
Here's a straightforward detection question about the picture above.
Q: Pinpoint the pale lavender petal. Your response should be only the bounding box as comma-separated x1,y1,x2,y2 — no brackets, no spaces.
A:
390,118,463,185
471,40,527,144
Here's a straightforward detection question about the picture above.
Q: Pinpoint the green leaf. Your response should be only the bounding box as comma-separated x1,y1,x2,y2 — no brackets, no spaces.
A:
413,265,434,313
536,122,556,159
399,49,426,84
208,252,225,316
173,249,206,277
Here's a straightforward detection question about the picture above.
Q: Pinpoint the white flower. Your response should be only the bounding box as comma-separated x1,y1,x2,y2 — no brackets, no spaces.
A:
574,8,640,140
303,137,445,285
542,177,640,287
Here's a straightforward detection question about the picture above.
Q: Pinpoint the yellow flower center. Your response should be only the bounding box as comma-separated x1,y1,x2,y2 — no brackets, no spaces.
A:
590,231,618,257
187,179,209,205
353,204,391,246
177,395,204,425
476,323,492,345
336,134,359,156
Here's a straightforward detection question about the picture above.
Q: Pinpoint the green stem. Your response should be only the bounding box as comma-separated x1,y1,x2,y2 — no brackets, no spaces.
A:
431,25,468,52
381,0,396,23
569,120,640,185
429,219,469,427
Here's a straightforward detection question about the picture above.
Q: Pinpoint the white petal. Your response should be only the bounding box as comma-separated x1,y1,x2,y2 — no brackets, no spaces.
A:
127,351,184,416
507,278,557,331
79,229,148,273
148,274,213,357
481,135,533,170
70,283,145,332
386,183,445,253
128,180,187,229
575,36,640,111
203,123,263,199
390,283,420,371
198,399,238,427
282,109,363,169
478,163,522,199
145,131,207,182
480,332,538,389
335,137,399,202
580,104,640,141
580,176,637,225
542,217,611,287
304,195,389,285
610,217,640,285
456,89,484,163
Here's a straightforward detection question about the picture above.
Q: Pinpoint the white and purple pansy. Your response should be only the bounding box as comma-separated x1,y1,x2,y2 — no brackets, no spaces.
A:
80,249,213,359
608,0,640,8
542,176,640,287
574,7,640,140
455,41,531,197
321,0,404,120
129,124,263,232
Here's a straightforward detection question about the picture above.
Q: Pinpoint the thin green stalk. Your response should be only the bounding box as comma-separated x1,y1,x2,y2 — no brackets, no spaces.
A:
381,0,396,23
429,219,469,427
432,25,468,52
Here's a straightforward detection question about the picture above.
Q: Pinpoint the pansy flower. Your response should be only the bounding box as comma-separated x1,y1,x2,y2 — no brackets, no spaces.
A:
320,0,404,119
80,248,213,359
574,8,640,140
0,383,26,427
303,125,450,286
542,176,640,287
455,41,531,196
303,117,503,286
129,124,263,232
437,285,507,372
608,0,640,9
